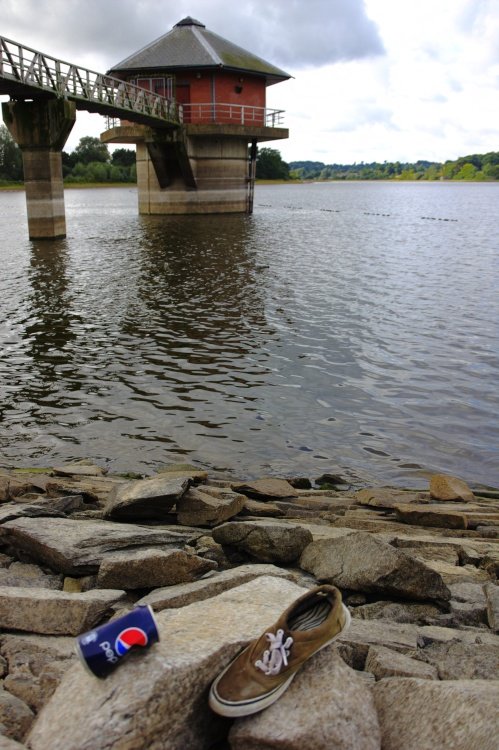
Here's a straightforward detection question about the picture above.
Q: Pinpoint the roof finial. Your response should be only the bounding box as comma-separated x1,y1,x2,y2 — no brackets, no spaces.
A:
175,17,205,28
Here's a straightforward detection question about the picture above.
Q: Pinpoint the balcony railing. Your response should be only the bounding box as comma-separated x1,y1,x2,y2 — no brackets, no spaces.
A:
179,103,285,128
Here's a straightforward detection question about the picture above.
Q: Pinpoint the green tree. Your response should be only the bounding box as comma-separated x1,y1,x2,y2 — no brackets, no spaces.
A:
0,125,23,181
256,148,289,180
72,136,109,165
111,148,135,167
454,162,477,180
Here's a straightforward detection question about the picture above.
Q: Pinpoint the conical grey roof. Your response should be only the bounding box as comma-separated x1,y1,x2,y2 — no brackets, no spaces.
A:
109,17,291,85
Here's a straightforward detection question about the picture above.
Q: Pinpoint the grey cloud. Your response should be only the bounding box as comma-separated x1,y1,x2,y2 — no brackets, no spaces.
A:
1,0,384,73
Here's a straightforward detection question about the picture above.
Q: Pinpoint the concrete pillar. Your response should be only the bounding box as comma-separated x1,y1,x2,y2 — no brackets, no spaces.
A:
136,131,251,214
2,99,76,239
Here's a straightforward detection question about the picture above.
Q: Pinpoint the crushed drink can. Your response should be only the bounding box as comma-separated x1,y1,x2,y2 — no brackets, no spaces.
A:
75,605,160,678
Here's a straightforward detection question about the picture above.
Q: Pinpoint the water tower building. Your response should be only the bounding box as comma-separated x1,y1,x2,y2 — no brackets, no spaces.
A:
102,17,291,214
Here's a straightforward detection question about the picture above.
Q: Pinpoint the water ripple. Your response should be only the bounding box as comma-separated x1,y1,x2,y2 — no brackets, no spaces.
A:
0,184,498,485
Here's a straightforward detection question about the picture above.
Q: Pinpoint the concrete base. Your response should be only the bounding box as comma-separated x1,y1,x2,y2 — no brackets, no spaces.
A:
20,149,67,239
136,135,250,215
2,99,76,239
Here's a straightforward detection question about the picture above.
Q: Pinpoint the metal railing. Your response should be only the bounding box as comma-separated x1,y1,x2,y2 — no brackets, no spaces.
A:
180,103,285,127
0,35,179,126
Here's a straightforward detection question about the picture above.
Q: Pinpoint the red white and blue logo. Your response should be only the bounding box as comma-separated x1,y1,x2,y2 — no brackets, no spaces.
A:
115,627,149,657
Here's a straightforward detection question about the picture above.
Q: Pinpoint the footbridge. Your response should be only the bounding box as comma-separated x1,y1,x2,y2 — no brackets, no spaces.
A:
0,35,179,127
0,35,180,239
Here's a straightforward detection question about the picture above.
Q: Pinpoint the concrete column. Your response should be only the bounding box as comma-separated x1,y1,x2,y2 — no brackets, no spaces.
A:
2,99,76,239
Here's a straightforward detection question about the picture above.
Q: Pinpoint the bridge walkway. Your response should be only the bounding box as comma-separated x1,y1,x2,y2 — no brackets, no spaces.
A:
0,35,180,129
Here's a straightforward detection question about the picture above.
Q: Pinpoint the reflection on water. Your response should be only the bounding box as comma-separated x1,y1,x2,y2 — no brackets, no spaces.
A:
0,183,498,487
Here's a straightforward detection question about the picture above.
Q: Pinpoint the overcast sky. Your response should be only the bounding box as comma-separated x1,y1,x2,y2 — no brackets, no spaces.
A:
1,0,498,163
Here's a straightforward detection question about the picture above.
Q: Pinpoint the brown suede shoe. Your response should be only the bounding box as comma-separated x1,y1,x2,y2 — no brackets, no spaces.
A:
209,584,350,717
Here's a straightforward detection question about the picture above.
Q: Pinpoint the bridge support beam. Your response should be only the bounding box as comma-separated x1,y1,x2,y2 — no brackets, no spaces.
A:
2,99,76,239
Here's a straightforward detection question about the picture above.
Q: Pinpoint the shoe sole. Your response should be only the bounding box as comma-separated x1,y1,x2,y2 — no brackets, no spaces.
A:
209,603,351,718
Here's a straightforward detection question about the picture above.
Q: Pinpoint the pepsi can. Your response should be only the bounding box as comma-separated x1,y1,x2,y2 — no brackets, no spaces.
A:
75,605,159,678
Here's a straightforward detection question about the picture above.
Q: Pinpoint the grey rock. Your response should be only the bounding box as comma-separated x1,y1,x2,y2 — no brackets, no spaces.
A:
355,488,429,509
352,600,442,625
0,517,197,575
137,564,296,611
365,645,438,680
96,549,216,589
0,689,34,742
231,477,299,501
0,563,62,590
104,476,189,521
212,520,313,564
0,734,29,748
484,582,499,632
417,624,499,647
415,640,499,680
0,586,125,635
28,576,308,750
422,559,491,585
52,461,107,477
176,487,245,527
0,553,14,568
448,582,488,626
0,634,76,711
229,648,381,750
373,678,499,750
0,503,64,524
300,532,450,601
338,618,419,670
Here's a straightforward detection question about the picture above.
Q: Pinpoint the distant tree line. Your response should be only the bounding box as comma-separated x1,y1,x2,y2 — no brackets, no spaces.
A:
2,126,498,184
289,153,499,181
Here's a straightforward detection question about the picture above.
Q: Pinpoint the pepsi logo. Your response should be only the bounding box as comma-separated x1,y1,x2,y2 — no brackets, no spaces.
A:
115,627,149,657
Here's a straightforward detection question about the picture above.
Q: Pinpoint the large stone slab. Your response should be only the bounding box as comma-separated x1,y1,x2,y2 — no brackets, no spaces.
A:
104,476,189,520
137,564,296,611
0,586,125,635
365,645,438,680
96,549,216,589
0,517,197,575
299,532,450,601
176,487,245,527
355,488,429,509
373,678,499,750
394,504,468,529
52,461,107,478
229,648,380,750
27,576,308,750
212,520,313,564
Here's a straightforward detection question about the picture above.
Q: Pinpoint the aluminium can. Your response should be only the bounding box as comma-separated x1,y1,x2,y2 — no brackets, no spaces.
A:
75,605,160,678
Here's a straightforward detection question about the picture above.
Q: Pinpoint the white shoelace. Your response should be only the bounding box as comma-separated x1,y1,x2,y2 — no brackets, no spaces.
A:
254,628,294,676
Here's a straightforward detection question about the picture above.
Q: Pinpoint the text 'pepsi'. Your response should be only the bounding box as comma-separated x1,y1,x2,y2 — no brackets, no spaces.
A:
75,605,160,678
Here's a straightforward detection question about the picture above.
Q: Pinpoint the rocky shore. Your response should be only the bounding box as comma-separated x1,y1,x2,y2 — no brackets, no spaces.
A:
0,461,498,749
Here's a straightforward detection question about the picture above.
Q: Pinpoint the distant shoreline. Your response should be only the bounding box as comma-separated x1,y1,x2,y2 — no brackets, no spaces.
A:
2,179,498,192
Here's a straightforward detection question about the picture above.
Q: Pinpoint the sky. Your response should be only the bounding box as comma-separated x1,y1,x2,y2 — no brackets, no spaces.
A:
1,0,498,164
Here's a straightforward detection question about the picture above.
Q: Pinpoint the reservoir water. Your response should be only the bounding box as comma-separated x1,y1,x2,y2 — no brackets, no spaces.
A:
0,182,498,487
